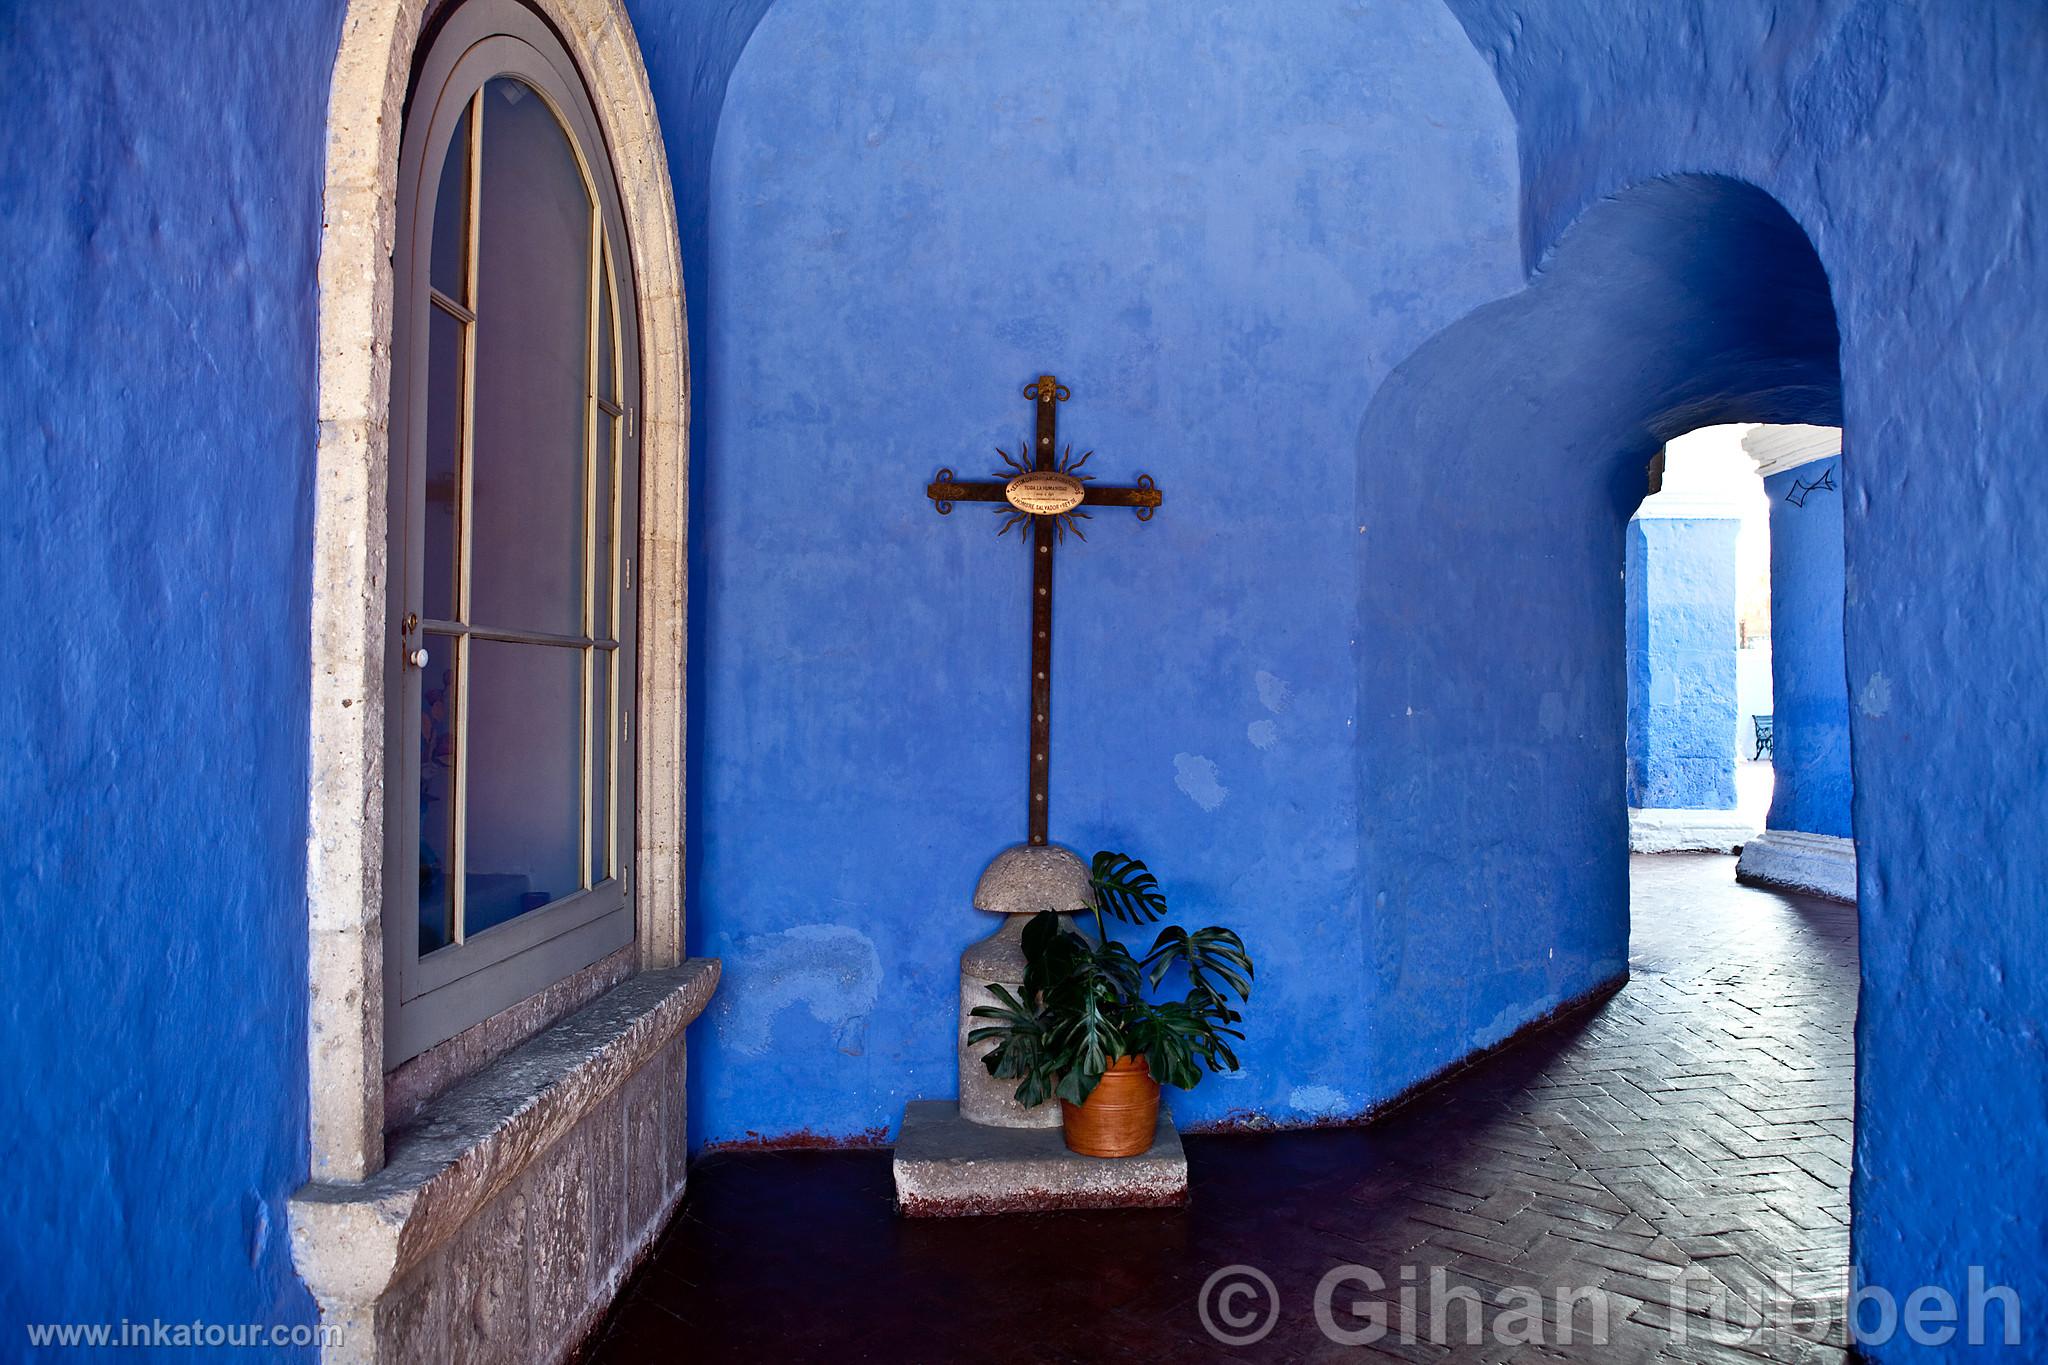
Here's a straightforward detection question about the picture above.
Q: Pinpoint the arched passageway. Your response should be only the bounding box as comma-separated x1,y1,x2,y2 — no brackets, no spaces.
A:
1354,173,1841,1098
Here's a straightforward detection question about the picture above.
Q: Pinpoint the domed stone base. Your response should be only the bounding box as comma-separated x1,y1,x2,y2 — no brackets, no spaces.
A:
971,841,1095,915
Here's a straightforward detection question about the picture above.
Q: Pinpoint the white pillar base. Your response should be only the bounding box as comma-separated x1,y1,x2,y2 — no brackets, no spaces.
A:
1627,807,1756,854
1736,830,1857,903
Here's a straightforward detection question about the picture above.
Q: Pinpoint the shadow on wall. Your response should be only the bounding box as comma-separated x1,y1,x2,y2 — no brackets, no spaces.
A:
1353,174,1839,1101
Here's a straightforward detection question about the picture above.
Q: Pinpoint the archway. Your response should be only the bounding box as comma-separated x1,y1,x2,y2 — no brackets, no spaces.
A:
1354,171,1849,1321
1356,172,1840,1092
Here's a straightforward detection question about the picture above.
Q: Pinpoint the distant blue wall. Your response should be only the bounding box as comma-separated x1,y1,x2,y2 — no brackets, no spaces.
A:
1625,517,1739,810
688,0,1522,1143
1764,457,1852,839
0,0,343,1342
1438,1,2047,1350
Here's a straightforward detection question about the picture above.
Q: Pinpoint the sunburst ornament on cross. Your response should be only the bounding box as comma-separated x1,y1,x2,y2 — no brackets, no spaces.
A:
925,375,1165,847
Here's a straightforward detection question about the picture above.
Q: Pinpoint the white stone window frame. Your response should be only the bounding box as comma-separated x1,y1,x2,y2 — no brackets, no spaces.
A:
310,0,688,1183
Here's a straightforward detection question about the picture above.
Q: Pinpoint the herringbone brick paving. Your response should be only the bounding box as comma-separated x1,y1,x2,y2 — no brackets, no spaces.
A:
589,854,1856,1362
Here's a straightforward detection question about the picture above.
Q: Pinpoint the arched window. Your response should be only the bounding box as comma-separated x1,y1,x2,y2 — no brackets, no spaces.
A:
385,0,639,1062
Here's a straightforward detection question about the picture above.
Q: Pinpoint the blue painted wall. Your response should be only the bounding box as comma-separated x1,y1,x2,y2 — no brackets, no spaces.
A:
2,0,2042,1352
1625,517,1740,810
687,0,1523,1143
1432,0,2047,1349
1764,456,1853,839
0,0,343,1342
613,5,775,897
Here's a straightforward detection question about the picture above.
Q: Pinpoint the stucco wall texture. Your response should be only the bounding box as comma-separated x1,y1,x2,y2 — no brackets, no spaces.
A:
1765,456,1854,840
0,0,344,1342
2,0,2043,1353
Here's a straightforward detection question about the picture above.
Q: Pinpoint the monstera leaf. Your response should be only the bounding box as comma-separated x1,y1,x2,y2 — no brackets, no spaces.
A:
1089,850,1168,924
968,982,1057,1109
1128,998,1244,1091
1019,907,1089,1002
1142,924,1254,1010
1045,971,1127,1106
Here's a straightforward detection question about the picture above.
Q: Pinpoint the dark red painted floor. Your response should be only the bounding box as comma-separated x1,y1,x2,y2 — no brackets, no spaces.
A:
587,855,1856,1363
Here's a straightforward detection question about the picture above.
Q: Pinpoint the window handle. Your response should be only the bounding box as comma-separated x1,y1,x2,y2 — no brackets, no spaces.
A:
407,647,430,669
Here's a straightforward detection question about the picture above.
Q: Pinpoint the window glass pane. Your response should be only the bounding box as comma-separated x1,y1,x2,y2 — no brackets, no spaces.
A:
423,304,462,621
469,76,592,637
589,649,610,885
429,101,470,301
594,408,614,638
418,632,460,955
598,251,615,405
463,637,582,935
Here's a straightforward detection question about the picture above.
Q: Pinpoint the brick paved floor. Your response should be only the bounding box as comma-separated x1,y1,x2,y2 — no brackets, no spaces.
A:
588,854,1857,1363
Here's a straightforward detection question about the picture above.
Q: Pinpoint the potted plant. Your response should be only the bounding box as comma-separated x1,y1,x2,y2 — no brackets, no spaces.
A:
968,852,1254,1157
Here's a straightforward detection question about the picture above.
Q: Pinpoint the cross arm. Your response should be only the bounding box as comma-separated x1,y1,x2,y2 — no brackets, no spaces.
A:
926,470,1010,513
1079,476,1162,514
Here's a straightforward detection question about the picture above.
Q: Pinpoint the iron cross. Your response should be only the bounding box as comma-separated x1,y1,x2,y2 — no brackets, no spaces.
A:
926,375,1164,847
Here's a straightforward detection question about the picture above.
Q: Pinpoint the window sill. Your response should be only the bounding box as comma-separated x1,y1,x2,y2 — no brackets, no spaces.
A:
290,958,718,1308
385,942,638,1129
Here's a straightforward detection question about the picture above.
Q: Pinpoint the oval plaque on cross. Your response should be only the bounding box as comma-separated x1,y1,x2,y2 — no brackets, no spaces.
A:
1004,471,1085,516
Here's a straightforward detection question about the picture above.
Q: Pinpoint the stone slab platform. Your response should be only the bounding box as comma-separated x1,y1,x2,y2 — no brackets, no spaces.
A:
1736,828,1857,903
892,1100,1187,1217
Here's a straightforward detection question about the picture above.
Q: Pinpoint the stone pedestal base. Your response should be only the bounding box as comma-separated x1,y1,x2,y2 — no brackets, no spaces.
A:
892,1100,1187,1217
956,842,1095,1129
1628,807,1755,853
958,916,1062,1128
1737,829,1857,903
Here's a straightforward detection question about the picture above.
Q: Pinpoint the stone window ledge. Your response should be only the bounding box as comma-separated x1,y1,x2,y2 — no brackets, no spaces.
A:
290,959,718,1307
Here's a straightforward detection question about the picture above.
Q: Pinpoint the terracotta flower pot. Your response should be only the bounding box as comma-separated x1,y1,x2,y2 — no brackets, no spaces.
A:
1061,1055,1160,1157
